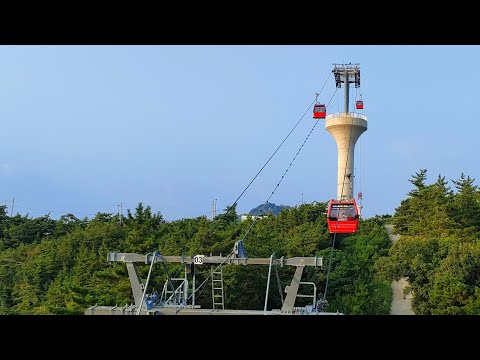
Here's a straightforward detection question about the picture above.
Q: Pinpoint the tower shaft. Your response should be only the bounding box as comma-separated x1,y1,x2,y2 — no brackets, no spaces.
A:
326,115,367,201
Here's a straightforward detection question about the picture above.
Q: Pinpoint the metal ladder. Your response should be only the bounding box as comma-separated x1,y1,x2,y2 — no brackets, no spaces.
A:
211,267,225,310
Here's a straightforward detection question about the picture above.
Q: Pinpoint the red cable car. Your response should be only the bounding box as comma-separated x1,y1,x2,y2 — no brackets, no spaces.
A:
356,100,364,110
326,199,359,234
313,103,326,119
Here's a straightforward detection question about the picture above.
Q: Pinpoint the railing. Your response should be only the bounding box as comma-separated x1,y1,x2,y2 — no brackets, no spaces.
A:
296,281,317,308
326,112,368,121
160,278,188,306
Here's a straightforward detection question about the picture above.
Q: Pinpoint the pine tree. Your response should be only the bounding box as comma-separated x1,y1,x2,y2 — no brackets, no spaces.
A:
451,173,480,231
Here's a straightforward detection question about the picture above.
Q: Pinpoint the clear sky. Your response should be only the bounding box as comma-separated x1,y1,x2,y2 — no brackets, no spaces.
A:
1,45,478,221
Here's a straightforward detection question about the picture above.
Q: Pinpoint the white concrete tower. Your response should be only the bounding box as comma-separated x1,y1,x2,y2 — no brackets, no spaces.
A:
325,63,367,203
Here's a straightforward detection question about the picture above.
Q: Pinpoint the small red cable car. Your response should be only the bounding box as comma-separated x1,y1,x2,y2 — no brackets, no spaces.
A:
356,100,364,110
326,199,359,234
313,103,326,119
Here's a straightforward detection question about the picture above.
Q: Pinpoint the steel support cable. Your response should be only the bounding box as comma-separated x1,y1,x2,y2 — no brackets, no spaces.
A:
177,94,335,313
177,118,321,312
230,100,314,210
169,99,316,281
326,88,338,110
176,72,334,272
174,73,333,312
234,88,341,307
266,120,319,203
188,87,340,307
232,72,332,209
179,78,341,312
242,87,338,241
165,98,316,282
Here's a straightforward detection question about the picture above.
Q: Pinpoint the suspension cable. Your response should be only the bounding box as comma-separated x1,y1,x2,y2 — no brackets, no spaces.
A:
172,71,334,313
170,86,340,316
318,71,332,101
164,97,318,283
232,71,332,208
183,98,315,261
183,72,334,263
181,73,349,311
231,100,315,208
238,87,338,243
266,121,319,203
176,93,336,313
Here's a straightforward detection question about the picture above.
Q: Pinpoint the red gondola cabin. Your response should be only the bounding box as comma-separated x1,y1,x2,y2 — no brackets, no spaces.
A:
326,199,359,234
356,100,364,110
313,103,326,119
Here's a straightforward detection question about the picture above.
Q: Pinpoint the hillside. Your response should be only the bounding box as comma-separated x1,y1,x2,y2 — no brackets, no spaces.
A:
248,202,290,216
376,170,480,314
0,202,391,315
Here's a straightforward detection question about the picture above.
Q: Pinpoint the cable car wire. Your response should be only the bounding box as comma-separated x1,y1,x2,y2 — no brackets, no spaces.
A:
177,86,339,312
178,115,323,311
169,71,335,289
231,99,315,209
241,86,338,241
231,71,332,208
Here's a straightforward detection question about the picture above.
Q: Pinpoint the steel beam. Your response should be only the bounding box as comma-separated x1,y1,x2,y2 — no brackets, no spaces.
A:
108,252,322,268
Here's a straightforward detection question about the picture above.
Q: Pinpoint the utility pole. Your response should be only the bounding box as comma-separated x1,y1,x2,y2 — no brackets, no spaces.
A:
301,193,304,205
212,199,217,219
118,202,123,225
10,198,15,217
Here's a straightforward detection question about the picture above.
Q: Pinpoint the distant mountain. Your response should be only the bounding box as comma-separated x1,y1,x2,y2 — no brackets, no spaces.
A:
248,202,290,216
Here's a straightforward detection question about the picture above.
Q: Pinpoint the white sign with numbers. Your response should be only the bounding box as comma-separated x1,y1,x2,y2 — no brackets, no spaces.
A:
194,255,204,265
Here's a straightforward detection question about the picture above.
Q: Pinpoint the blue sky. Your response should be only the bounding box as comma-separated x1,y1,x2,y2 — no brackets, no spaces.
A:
1,45,478,221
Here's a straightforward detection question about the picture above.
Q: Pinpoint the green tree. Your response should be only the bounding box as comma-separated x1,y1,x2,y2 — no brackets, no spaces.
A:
451,173,480,231
54,213,84,237
429,242,480,314
393,171,454,237
214,204,238,226
2,214,56,248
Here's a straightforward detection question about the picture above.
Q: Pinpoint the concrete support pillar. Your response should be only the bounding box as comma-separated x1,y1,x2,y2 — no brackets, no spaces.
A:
325,115,367,201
